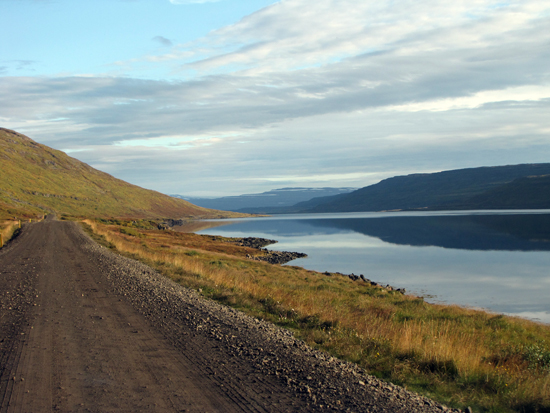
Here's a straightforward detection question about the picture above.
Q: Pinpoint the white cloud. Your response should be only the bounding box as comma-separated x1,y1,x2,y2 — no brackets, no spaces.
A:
243,172,384,183
2,0,550,195
387,85,550,112
184,0,547,73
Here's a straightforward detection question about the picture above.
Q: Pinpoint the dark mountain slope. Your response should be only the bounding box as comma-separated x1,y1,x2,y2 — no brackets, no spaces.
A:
455,175,550,209
303,164,550,212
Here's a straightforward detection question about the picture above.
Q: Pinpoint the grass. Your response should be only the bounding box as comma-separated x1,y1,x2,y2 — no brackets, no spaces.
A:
82,219,550,413
0,220,22,247
0,128,246,219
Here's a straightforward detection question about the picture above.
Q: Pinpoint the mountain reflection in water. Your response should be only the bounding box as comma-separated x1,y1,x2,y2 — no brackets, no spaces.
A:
302,214,550,251
196,212,550,323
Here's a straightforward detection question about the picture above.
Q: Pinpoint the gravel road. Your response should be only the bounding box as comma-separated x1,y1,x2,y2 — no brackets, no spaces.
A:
0,219,461,412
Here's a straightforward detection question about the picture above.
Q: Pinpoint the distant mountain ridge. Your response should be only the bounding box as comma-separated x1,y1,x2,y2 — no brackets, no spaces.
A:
297,164,550,213
0,128,232,219
171,187,356,213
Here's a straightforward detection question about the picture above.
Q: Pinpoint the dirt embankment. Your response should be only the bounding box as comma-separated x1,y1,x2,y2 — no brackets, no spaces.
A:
0,220,460,412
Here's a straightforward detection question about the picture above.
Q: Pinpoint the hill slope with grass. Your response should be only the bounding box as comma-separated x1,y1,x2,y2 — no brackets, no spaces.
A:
300,164,550,212
454,174,550,209
0,128,229,220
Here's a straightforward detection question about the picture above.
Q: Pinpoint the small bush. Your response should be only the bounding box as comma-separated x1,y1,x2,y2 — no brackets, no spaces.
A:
209,259,227,268
418,359,459,378
522,344,550,371
119,227,140,237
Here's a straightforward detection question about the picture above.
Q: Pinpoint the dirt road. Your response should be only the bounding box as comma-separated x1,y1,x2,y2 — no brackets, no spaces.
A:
0,220,459,412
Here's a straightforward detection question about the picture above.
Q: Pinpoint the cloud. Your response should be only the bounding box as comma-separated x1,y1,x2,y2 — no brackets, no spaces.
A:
0,60,36,74
185,0,537,73
3,74,549,195
15,60,36,71
152,36,173,47
2,0,550,195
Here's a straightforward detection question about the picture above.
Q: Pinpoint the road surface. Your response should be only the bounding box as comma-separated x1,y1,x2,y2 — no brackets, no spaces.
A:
0,219,458,412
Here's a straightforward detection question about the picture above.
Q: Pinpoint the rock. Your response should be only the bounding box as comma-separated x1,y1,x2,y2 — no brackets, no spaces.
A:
252,251,307,265
237,237,277,249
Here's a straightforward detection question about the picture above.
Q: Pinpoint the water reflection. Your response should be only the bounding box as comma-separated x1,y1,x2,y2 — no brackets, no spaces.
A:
302,214,550,251
195,212,550,323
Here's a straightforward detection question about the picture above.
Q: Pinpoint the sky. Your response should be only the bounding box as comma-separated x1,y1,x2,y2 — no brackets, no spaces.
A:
1,0,550,197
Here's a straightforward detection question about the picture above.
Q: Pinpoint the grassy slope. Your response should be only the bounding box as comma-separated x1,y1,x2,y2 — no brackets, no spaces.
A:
304,164,550,212
458,175,550,209
0,128,238,220
84,219,550,413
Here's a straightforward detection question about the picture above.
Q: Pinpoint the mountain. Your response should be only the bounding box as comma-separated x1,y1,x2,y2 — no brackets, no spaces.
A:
455,175,550,209
0,128,232,220
171,187,356,213
299,164,550,213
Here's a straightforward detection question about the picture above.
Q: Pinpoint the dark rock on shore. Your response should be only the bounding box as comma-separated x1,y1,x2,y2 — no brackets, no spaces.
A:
233,237,277,249
248,251,308,265
230,237,307,264
158,219,186,230
323,271,406,293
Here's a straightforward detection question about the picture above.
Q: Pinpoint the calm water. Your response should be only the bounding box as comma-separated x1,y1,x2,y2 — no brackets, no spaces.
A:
195,211,550,323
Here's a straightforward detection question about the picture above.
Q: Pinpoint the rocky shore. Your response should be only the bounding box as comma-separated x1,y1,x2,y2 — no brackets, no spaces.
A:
233,236,278,249
229,236,309,264
230,236,404,291
323,271,406,294
161,228,406,292
247,250,309,265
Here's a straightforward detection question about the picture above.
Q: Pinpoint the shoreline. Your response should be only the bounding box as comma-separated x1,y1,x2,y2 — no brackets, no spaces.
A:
148,218,550,324
224,235,550,325
230,236,409,295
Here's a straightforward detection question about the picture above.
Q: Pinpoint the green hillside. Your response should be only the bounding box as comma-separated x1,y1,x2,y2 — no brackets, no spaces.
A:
0,128,232,220
457,175,550,209
303,164,550,212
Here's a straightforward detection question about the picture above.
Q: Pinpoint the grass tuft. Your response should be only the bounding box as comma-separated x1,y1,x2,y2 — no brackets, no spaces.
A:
1,220,22,247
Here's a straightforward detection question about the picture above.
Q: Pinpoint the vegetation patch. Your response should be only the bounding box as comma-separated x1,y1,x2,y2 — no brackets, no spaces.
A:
82,219,550,413
0,220,22,247
119,227,141,237
0,128,249,219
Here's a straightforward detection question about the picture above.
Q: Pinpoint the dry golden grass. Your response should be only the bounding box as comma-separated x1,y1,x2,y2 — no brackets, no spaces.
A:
84,219,550,412
0,220,21,247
